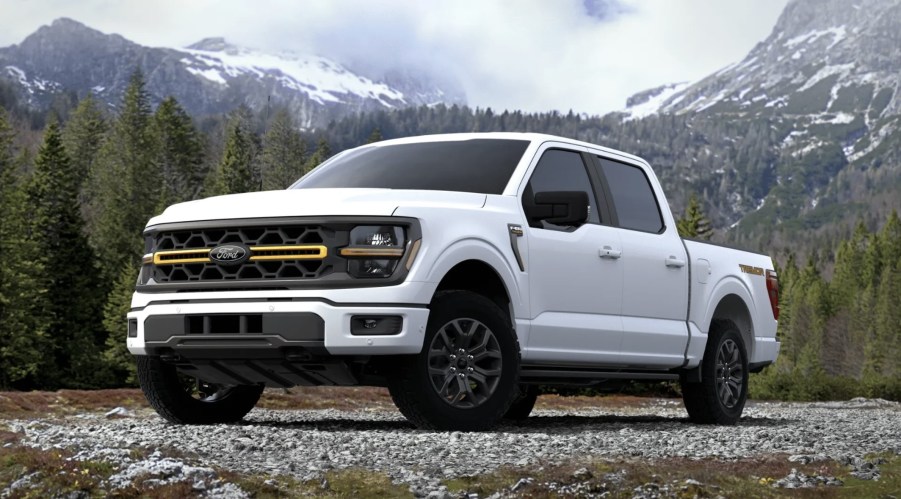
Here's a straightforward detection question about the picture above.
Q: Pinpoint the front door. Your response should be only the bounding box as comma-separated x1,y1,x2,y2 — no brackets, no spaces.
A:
521,147,624,366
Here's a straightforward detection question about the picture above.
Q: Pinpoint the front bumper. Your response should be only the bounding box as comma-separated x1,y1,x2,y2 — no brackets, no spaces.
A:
127,285,434,358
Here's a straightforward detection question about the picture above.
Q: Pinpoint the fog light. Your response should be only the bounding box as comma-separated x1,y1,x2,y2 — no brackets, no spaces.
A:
127,319,138,338
350,315,403,335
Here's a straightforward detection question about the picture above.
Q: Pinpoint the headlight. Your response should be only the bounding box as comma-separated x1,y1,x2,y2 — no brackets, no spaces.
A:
340,226,406,278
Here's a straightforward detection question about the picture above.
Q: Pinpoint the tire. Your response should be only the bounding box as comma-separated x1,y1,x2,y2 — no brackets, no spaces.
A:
388,290,520,431
136,356,264,424
504,384,539,420
681,320,749,425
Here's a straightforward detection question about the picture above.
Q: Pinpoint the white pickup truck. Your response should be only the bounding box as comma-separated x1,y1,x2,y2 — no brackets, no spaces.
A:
128,132,780,430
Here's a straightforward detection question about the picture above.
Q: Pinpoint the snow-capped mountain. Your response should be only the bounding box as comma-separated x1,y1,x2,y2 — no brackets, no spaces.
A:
616,0,901,247
623,0,900,161
0,18,465,128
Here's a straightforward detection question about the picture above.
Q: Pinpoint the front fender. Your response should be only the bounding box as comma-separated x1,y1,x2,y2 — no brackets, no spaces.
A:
421,237,524,318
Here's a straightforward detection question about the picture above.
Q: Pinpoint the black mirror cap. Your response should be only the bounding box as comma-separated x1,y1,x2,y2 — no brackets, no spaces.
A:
531,190,589,226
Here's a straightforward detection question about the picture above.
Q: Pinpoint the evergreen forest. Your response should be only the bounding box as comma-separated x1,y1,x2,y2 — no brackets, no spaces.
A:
0,71,897,400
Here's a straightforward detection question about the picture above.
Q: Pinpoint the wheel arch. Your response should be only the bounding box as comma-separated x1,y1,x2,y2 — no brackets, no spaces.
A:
423,238,522,323
708,293,755,361
434,259,515,327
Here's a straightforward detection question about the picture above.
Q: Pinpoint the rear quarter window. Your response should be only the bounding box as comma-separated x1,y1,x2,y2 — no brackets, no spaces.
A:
597,157,664,233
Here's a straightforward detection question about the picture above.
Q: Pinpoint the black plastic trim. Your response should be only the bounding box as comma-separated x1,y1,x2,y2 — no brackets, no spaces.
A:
145,334,328,358
748,360,773,373
145,312,324,342
520,366,680,381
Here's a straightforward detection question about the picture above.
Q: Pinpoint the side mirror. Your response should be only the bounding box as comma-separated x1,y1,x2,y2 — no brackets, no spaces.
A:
531,191,589,226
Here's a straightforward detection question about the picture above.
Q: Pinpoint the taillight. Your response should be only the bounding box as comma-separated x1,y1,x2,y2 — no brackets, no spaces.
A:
766,269,779,320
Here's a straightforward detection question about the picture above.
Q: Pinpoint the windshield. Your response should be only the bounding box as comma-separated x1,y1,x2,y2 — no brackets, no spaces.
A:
292,139,530,194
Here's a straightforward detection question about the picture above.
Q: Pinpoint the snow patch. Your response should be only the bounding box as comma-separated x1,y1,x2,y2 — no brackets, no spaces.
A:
623,82,689,119
185,67,227,85
766,96,788,108
784,26,847,49
178,45,405,106
797,64,855,92
849,122,896,162
4,65,27,85
811,112,855,125
695,89,728,112
793,140,825,157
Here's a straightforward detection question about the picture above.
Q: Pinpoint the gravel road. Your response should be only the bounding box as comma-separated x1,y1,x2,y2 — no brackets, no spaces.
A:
5,397,900,496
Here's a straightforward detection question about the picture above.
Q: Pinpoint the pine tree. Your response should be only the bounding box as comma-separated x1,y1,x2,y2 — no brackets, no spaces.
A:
0,109,48,388
62,93,107,227
366,127,383,143
103,263,140,384
88,69,161,283
153,96,204,206
304,137,332,172
211,106,258,195
676,194,713,239
260,109,306,190
28,120,107,388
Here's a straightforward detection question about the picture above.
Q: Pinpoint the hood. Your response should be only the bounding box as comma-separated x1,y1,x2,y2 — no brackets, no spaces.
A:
146,188,487,227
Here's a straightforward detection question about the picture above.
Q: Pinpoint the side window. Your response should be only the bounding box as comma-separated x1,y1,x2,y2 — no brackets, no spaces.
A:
596,157,663,233
522,149,600,231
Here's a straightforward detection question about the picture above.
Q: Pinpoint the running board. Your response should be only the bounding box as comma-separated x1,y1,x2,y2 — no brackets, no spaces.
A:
520,366,679,382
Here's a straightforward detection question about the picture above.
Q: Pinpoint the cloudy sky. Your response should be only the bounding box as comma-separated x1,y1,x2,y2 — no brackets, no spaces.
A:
0,0,790,114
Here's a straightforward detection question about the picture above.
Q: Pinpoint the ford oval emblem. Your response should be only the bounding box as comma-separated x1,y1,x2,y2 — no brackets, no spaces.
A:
209,244,250,266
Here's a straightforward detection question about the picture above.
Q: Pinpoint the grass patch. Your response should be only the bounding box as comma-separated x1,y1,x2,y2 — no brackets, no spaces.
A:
0,443,115,498
445,455,901,498
838,454,901,498
224,468,409,498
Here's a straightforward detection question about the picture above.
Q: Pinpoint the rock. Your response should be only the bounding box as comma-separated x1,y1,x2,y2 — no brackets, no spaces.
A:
104,407,131,418
572,467,593,481
510,477,532,492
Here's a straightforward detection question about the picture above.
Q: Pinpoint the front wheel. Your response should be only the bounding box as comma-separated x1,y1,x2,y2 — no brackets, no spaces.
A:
681,320,748,425
136,356,264,424
388,291,521,431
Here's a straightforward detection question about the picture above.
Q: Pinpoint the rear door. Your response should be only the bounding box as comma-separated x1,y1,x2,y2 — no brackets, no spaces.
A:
590,155,690,368
520,145,624,365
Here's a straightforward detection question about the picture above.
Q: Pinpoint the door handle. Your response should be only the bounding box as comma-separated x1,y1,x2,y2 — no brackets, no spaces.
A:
665,256,686,268
599,246,622,259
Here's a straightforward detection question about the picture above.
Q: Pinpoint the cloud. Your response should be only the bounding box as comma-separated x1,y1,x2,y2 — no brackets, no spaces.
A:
0,0,789,114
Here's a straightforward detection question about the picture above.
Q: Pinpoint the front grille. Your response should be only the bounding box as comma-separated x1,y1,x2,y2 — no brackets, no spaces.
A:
148,225,343,283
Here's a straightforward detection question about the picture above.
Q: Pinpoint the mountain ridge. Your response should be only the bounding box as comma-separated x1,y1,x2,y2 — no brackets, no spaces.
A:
0,18,466,128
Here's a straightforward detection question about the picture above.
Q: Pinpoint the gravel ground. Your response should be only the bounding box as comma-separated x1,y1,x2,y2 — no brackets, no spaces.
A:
5,397,901,495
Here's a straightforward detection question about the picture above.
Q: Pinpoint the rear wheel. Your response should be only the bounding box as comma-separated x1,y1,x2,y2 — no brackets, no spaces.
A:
136,356,264,424
503,384,539,420
388,291,520,430
681,320,748,424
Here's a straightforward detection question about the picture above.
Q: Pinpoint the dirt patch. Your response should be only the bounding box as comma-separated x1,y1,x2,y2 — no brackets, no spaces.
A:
2,387,672,419
0,389,149,418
